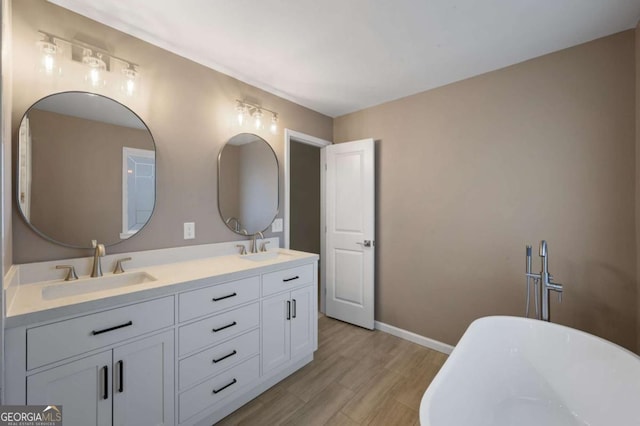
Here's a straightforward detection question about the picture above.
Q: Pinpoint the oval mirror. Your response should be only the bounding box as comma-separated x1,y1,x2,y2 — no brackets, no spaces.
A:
218,133,279,235
16,91,156,248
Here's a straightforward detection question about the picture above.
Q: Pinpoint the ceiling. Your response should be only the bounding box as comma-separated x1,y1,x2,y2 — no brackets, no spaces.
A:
33,92,147,129
49,0,640,118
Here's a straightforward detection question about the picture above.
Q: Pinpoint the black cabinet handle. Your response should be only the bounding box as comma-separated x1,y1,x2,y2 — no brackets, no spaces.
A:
212,292,237,302
102,366,109,400
292,299,297,318
212,378,237,394
92,321,133,336
117,360,124,393
283,276,299,282
212,350,237,364
286,301,291,320
212,321,237,332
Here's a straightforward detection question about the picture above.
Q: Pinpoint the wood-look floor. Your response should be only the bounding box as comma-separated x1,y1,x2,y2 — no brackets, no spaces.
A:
216,315,448,426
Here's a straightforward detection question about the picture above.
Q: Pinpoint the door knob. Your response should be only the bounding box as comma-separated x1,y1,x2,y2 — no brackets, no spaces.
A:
356,240,372,247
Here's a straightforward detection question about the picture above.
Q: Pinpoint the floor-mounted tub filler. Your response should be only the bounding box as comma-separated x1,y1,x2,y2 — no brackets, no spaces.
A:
420,316,640,426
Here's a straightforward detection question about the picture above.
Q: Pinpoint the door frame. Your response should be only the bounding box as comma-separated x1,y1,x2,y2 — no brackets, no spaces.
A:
284,129,331,313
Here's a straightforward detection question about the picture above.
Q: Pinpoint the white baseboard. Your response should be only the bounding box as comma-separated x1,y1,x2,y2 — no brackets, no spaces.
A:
375,321,454,355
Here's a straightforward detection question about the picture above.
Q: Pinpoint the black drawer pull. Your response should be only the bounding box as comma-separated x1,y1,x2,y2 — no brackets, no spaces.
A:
212,350,237,363
212,292,237,302
102,365,109,400
212,321,237,332
117,360,124,393
213,378,237,394
91,321,133,336
283,276,299,282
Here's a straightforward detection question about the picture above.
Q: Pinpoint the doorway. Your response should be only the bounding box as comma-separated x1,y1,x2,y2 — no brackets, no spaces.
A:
284,129,331,313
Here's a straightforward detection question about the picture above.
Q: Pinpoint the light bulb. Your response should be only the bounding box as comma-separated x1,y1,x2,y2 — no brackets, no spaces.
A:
236,102,246,126
270,113,278,134
254,109,263,129
37,36,61,76
82,49,106,87
122,65,138,96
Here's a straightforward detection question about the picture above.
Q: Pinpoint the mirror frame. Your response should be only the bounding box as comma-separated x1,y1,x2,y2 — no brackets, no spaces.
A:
16,91,158,249
217,133,280,236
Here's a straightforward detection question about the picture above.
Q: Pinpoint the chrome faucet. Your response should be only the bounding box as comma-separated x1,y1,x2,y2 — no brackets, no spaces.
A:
91,240,106,278
225,217,241,233
526,240,563,322
250,231,264,254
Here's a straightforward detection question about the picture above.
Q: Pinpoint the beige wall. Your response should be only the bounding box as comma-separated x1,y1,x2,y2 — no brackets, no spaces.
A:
11,0,332,263
335,31,637,351
290,140,320,254
27,109,152,247
636,20,640,355
3,0,12,275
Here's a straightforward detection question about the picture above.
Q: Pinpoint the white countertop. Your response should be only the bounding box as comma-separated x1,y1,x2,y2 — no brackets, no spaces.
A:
6,247,318,328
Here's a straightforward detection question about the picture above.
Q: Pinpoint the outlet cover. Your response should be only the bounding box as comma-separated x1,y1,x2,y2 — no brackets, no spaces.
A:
271,218,283,233
184,222,195,239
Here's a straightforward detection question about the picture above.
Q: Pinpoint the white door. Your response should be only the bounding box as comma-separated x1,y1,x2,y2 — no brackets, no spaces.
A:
113,331,174,426
290,285,315,359
262,292,291,374
27,350,112,426
324,139,375,329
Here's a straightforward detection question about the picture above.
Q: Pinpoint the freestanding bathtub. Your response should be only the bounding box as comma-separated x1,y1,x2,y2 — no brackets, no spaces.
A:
420,316,640,426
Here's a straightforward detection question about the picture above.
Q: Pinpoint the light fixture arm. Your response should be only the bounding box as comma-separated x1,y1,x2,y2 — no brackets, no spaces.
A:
235,99,277,116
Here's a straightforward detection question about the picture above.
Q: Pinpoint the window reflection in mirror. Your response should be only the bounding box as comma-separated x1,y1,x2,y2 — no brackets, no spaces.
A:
17,92,156,248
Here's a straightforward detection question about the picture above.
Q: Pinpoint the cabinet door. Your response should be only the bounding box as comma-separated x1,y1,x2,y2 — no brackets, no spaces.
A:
27,351,112,426
290,285,315,360
262,292,291,374
113,330,174,426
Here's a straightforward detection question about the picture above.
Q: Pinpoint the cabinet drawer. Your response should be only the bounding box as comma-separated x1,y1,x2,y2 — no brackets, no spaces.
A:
27,296,174,370
178,303,259,356
179,355,259,424
178,276,259,322
262,264,314,296
179,329,259,391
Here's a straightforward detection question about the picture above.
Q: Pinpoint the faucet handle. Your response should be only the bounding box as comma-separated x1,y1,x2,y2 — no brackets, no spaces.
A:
56,265,78,281
236,244,247,255
113,257,132,274
260,241,271,252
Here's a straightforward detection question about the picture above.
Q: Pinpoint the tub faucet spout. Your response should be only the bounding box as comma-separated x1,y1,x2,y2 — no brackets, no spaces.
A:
525,240,563,322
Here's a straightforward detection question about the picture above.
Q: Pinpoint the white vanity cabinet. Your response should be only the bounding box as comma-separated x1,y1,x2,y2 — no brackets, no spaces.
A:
27,330,174,426
261,262,317,375
21,296,175,426
262,285,315,374
5,251,318,426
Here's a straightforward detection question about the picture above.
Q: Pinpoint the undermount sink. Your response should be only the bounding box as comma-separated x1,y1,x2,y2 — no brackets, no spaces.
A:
42,271,157,300
240,250,293,262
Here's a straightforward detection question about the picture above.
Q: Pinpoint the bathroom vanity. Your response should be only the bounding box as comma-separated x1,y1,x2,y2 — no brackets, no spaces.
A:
4,241,318,426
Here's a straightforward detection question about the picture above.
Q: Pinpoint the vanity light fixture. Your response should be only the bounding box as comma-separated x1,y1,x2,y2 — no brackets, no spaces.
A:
37,33,61,76
36,30,140,95
236,101,247,126
82,49,107,87
122,64,139,96
235,100,278,134
254,109,263,130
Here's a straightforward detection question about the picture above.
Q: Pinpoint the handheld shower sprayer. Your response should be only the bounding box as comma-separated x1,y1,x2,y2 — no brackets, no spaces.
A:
525,245,539,319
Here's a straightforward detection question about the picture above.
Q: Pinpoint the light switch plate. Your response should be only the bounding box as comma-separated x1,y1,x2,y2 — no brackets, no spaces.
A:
183,222,195,239
271,218,283,233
